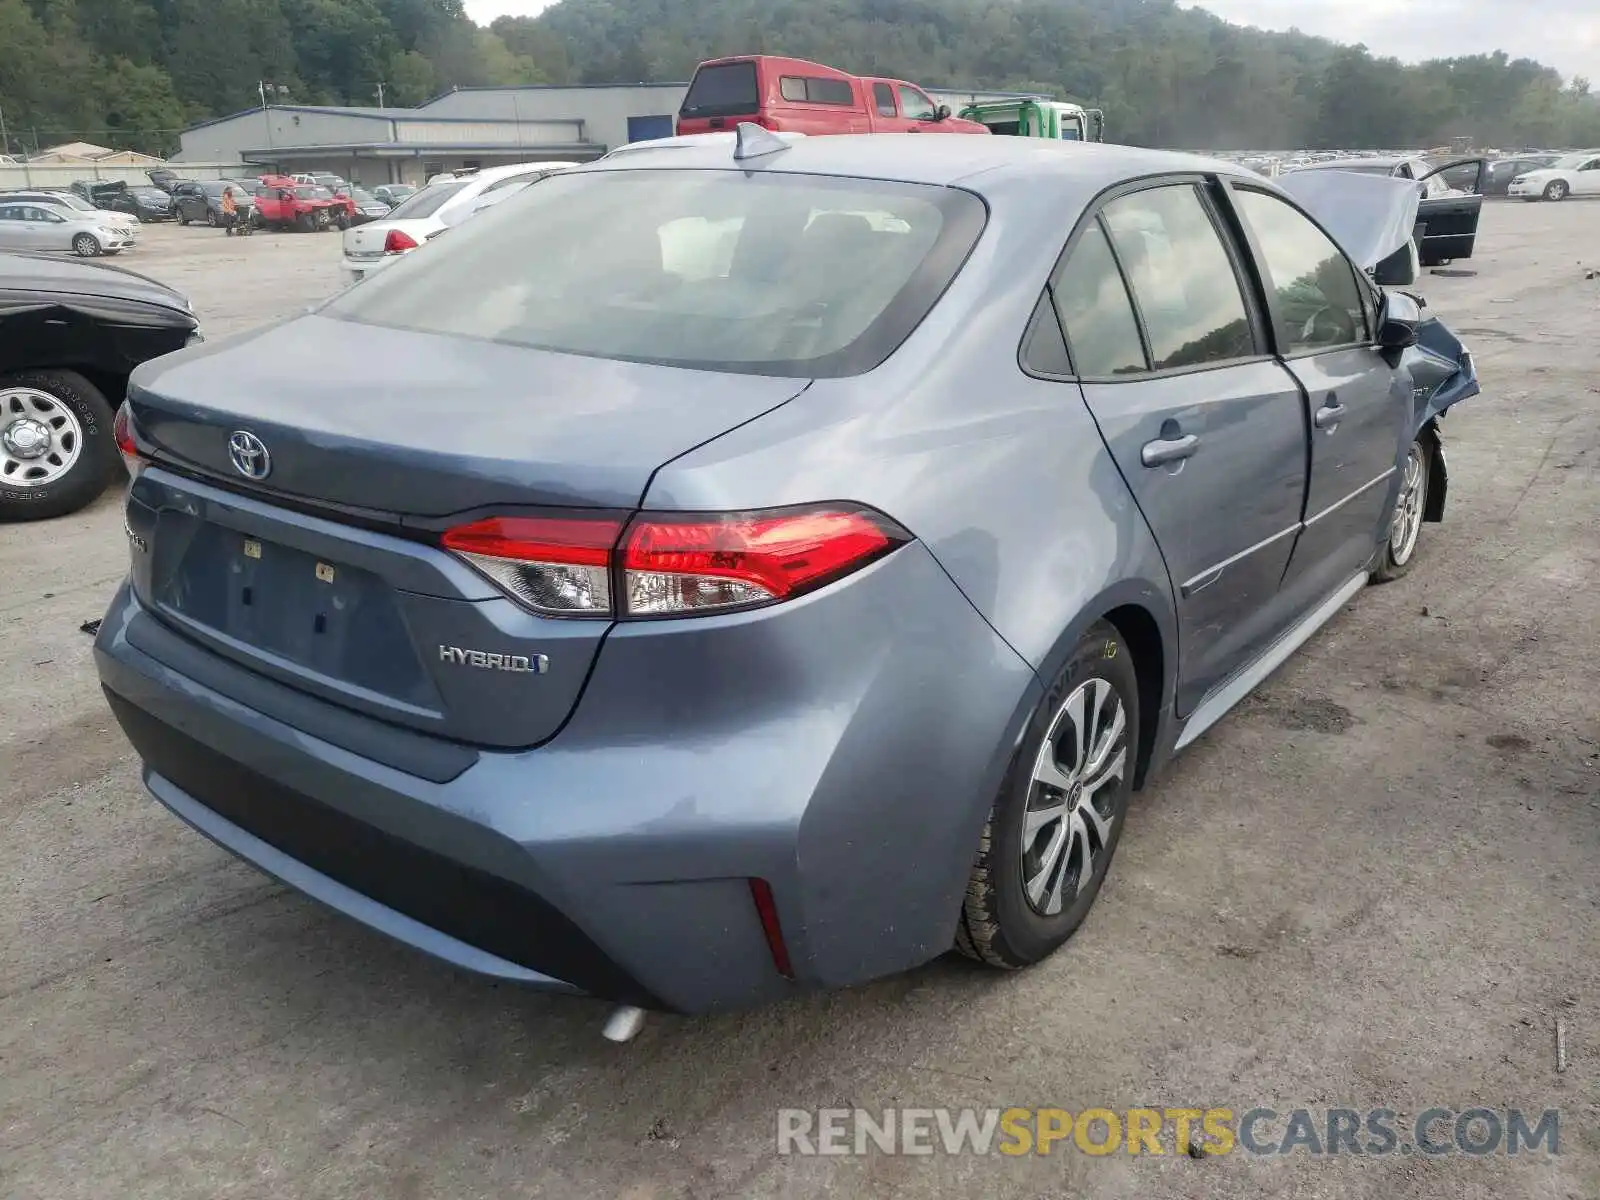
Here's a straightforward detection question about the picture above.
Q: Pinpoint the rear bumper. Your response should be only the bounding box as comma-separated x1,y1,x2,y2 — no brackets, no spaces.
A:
342,255,397,281
96,540,1037,1013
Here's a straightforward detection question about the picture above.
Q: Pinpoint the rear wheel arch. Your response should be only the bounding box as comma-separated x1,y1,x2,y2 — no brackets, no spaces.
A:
1027,583,1177,791
1102,603,1165,789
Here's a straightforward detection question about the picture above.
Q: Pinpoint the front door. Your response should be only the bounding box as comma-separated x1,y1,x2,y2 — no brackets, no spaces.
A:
1053,181,1309,713
1228,185,1408,607
1414,158,1486,264
17,206,60,250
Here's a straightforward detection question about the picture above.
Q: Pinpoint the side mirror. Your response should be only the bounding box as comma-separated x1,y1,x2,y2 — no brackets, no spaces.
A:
1370,240,1418,287
1377,291,1420,354
933,104,951,122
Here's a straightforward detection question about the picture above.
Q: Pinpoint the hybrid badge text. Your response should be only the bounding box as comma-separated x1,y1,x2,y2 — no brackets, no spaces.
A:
438,645,549,674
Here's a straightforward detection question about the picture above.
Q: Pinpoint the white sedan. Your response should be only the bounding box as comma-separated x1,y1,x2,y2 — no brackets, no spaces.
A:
340,161,576,282
0,200,134,256
1506,150,1600,201
2,190,140,242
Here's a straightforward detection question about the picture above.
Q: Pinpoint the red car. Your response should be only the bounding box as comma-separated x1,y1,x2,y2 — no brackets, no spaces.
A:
677,56,990,137
251,175,349,232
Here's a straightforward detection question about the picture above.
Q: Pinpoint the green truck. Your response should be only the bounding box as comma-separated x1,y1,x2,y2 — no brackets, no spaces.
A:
956,99,1105,143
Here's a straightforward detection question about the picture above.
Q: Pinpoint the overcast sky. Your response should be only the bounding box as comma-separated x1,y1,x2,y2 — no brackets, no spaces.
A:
464,0,1600,82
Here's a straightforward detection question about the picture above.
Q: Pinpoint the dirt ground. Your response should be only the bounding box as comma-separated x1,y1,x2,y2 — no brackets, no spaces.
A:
2,209,1597,1200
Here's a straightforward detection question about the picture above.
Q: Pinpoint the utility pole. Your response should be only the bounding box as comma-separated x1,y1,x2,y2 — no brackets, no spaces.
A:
375,81,385,107
0,105,10,159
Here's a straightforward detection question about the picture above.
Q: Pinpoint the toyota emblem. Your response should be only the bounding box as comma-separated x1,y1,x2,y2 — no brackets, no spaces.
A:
228,430,271,480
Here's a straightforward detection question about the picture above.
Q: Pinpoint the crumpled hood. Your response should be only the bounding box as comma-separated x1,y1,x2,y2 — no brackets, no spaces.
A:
1276,170,1421,273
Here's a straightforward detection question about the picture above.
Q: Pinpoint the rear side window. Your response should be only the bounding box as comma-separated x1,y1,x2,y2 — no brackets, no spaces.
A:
780,76,856,105
1051,221,1147,377
384,180,467,220
1232,188,1368,353
1102,185,1255,371
873,82,897,117
325,169,987,378
680,62,760,117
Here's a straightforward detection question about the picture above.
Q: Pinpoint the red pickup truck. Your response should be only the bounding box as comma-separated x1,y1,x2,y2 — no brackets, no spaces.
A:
251,175,350,232
676,55,990,137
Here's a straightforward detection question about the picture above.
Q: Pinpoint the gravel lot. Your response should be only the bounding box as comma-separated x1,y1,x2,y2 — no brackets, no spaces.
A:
2,209,1597,1200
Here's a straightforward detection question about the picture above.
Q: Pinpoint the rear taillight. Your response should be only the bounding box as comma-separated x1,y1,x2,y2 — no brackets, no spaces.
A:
383,229,418,254
441,514,622,617
113,401,145,479
440,505,907,620
622,508,899,615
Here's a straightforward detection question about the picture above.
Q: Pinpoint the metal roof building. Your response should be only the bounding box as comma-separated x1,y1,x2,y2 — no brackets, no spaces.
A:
172,85,688,185
171,82,1047,186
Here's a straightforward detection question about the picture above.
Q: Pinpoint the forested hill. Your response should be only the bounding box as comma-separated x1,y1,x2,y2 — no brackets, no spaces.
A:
2,0,1598,157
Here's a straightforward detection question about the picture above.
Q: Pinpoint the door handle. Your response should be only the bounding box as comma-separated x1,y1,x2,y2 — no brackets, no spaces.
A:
1314,401,1347,430
1140,433,1200,468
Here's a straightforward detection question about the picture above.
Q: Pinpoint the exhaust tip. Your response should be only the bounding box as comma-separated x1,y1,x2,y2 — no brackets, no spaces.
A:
602,1005,647,1043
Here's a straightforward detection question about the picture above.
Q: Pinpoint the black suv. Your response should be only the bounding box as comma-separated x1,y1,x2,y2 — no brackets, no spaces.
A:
172,180,255,226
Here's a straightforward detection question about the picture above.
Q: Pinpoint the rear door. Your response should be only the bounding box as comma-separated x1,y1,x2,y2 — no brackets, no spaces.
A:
1414,158,1486,263
870,82,899,131
1053,180,1309,713
1227,183,1407,604
1572,155,1600,196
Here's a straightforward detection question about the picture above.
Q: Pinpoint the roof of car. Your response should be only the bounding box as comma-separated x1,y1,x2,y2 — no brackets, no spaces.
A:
584,133,1248,193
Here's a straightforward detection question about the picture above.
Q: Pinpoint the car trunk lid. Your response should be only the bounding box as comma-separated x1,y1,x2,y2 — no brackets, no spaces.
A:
124,314,809,748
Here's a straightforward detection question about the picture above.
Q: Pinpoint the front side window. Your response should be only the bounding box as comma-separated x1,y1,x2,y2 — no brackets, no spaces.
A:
324,169,986,377
1233,188,1368,354
1050,220,1148,377
897,86,936,121
1101,185,1256,370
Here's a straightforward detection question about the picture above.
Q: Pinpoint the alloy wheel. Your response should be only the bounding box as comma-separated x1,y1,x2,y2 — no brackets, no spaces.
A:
72,234,99,257
1389,443,1427,566
1020,677,1129,916
1,387,83,488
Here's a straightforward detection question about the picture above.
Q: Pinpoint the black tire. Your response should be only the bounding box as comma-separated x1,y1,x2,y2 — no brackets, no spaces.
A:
1544,180,1568,201
72,234,101,258
205,209,218,226
1371,436,1432,583
178,212,190,226
0,369,121,522
296,212,314,233
956,620,1140,968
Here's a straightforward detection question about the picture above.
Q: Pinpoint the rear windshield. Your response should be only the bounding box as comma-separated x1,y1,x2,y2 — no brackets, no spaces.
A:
1308,163,1394,176
384,180,466,220
324,168,987,378
680,61,760,118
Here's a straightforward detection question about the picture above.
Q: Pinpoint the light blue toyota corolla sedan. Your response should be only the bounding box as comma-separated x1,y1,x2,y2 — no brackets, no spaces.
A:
98,131,1479,1019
